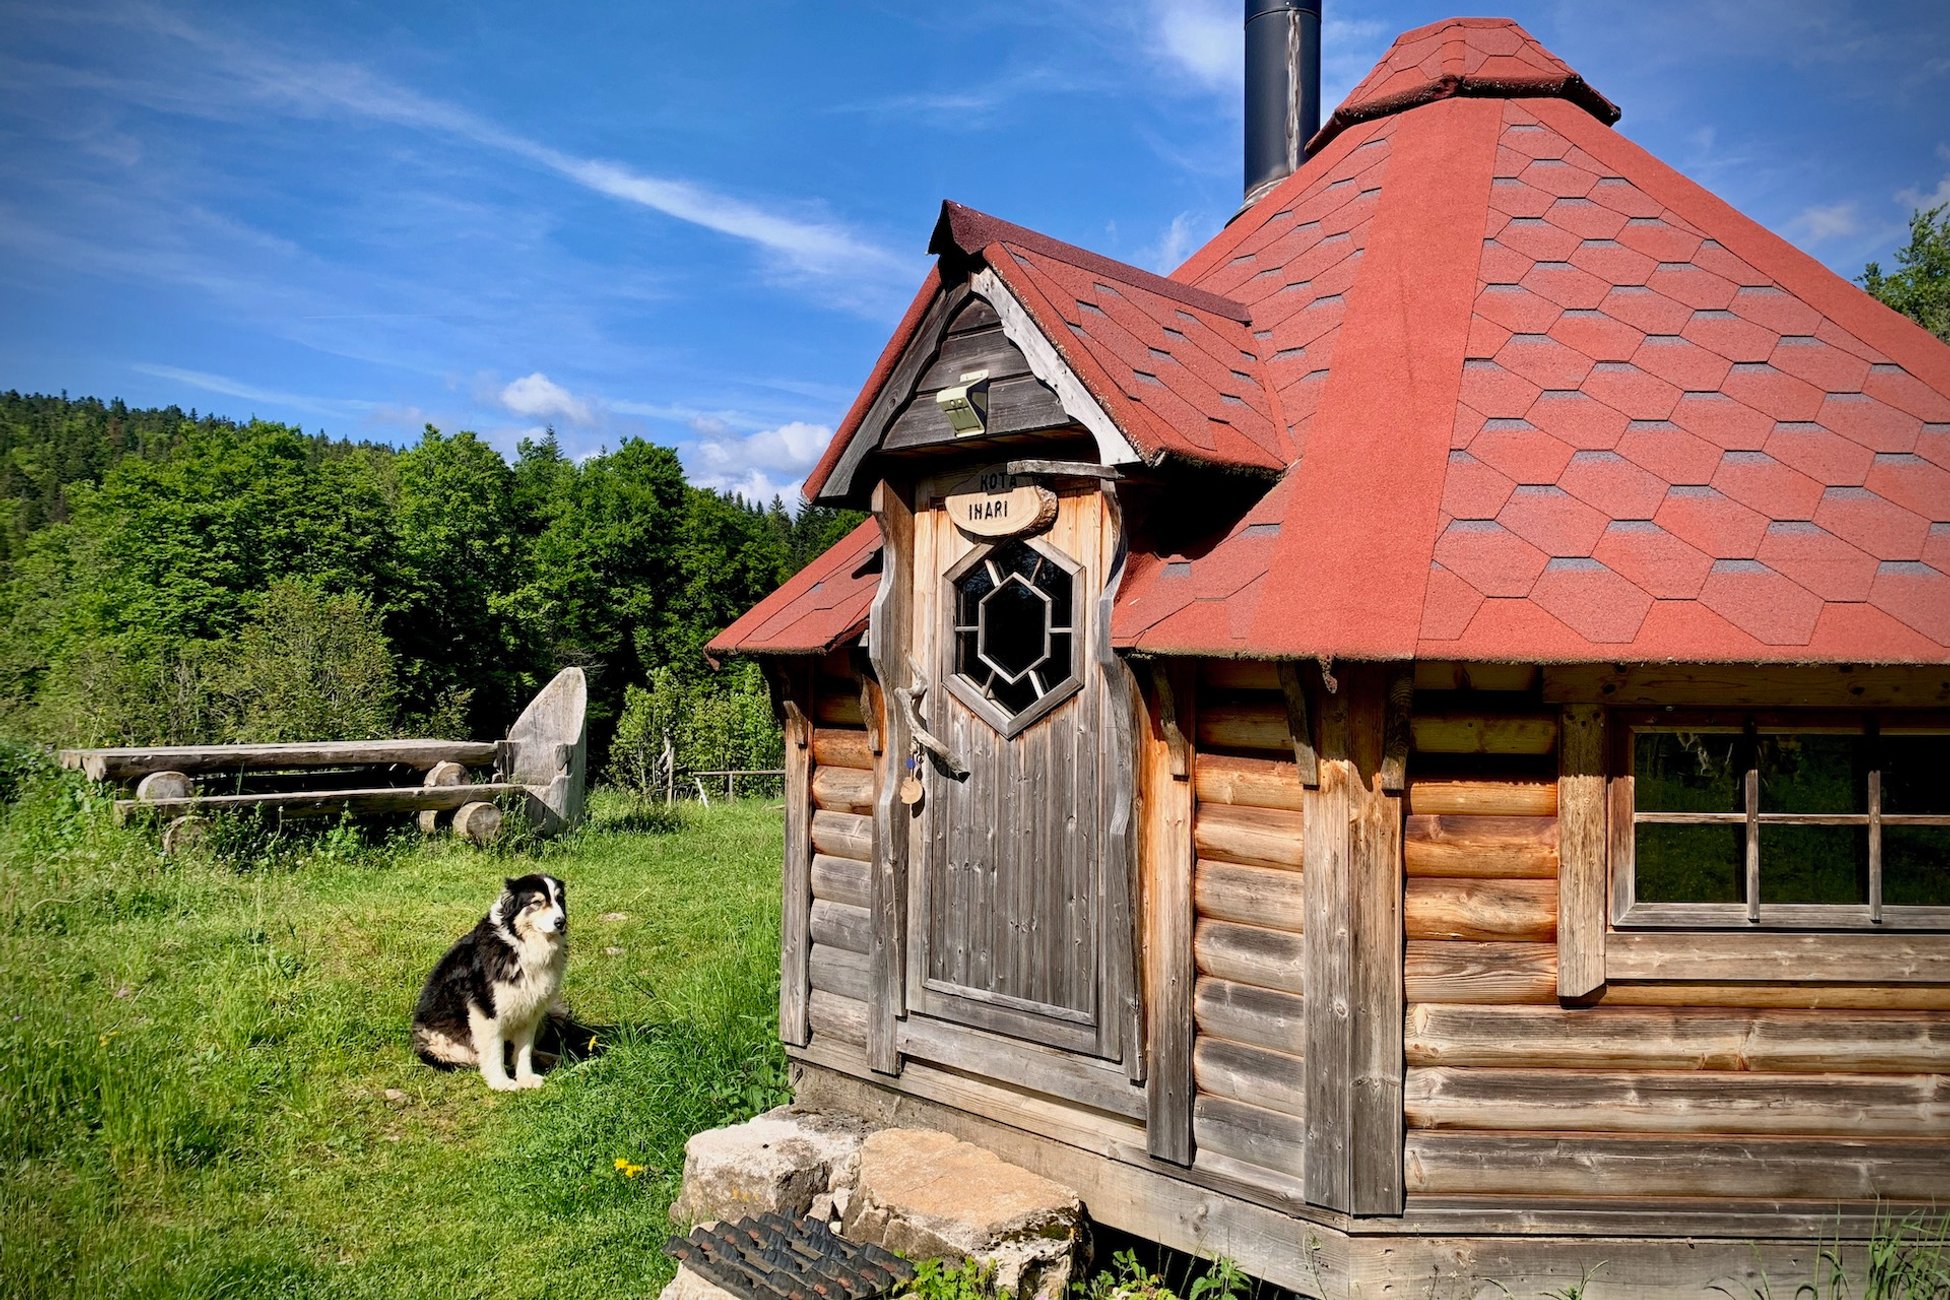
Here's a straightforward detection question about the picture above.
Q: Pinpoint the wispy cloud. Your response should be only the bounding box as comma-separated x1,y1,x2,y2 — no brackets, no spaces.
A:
131,363,365,417
498,372,595,427
689,418,832,504
1142,212,1205,274
1791,199,1866,244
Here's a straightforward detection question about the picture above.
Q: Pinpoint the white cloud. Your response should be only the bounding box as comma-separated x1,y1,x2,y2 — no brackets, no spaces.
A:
1143,211,1206,273
498,372,594,426
1151,0,1235,90
1791,200,1865,243
130,363,361,417
1897,174,1950,212
690,418,833,505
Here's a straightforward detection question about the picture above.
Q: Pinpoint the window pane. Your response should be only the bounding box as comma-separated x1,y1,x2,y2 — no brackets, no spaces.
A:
1757,732,1866,814
978,579,1049,682
1634,732,1742,813
1758,825,1867,905
1882,735,1950,815
1885,827,1950,907
1635,823,1744,903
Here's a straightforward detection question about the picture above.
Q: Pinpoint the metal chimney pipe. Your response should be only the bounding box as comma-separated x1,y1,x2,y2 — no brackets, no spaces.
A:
1243,0,1322,204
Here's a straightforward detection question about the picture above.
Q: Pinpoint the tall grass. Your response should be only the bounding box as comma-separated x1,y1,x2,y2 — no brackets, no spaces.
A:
0,757,787,1298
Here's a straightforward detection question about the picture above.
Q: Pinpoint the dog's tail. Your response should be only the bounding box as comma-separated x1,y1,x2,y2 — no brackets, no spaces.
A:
411,1022,476,1070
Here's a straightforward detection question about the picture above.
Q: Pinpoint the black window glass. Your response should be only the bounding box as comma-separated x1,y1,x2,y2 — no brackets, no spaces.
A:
953,542,1074,723
1635,823,1744,903
1758,825,1867,905
1634,732,1741,813
1882,735,1950,815
1885,827,1950,907
1757,733,1866,815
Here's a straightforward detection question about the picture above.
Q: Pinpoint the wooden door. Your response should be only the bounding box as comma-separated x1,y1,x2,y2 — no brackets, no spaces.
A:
905,475,1124,1059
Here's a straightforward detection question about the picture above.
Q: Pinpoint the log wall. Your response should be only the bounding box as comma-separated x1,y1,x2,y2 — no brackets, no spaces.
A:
1401,663,1950,1206
802,647,878,1053
1189,663,1308,1187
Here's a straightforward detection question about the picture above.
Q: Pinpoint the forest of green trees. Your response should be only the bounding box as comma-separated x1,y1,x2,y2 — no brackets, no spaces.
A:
0,391,861,782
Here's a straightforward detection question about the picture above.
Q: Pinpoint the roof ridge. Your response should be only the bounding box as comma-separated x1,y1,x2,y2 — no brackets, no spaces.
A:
932,201,1251,324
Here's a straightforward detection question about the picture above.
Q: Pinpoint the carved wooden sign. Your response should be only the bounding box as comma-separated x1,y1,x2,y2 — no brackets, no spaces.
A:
945,466,1058,539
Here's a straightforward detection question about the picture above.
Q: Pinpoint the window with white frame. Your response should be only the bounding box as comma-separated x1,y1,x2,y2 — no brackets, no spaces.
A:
1617,716,1950,929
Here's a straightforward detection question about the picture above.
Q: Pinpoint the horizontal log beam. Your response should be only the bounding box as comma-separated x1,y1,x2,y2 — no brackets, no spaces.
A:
1195,699,1289,754
1193,803,1304,872
811,728,875,770
115,782,524,821
1590,982,1950,1011
812,683,864,726
1406,1003,1950,1073
1406,941,1557,1005
1542,663,1950,709
810,853,871,909
1404,1132,1950,1200
1194,920,1304,996
1411,713,1557,756
809,899,871,954
807,989,867,1046
1194,752,1304,812
1196,858,1305,932
66,738,499,782
1405,1065,1949,1138
809,943,870,1001
1413,663,1540,694
1193,1095,1307,1174
1201,660,1281,693
1196,1038,1305,1120
1193,978,1305,1056
1404,814,1558,879
1404,779,1556,817
810,810,872,861
1405,878,1557,942
1606,932,1950,985
811,765,874,814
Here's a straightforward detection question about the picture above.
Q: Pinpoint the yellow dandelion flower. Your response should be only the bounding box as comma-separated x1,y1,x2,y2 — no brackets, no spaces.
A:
614,1157,645,1178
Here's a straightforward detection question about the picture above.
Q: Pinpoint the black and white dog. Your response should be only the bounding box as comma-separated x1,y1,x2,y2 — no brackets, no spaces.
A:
413,874,569,1091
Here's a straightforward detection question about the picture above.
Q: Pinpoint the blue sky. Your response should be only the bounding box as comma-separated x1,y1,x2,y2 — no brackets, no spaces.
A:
2,1,1946,503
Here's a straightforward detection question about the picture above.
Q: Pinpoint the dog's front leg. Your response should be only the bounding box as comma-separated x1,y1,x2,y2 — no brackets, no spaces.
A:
468,1007,518,1092
512,1016,545,1089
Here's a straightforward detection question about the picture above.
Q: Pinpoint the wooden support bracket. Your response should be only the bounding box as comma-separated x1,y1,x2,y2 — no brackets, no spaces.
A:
1379,666,1414,794
1276,660,1319,787
1150,662,1191,780
782,698,810,749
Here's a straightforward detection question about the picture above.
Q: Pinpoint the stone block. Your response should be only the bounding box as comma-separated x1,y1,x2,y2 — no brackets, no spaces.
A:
669,1106,873,1227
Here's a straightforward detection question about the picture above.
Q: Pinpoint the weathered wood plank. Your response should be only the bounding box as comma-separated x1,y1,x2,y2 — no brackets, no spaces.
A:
115,782,522,821
807,990,867,1047
1606,932,1950,985
866,481,913,1077
811,853,871,909
1405,1003,1950,1072
1405,878,1558,942
810,810,873,861
1557,705,1607,998
1406,941,1558,1005
1590,982,1950,1010
1411,712,1557,755
809,943,871,1001
1193,803,1305,872
810,900,872,955
1194,919,1305,995
1195,858,1306,932
811,728,874,770
1404,778,1557,817
1201,660,1281,692
1542,663,1950,709
1195,698,1289,754
1193,978,1306,1055
1404,1132,1950,1200
1196,1038,1306,1119
781,674,814,1046
1142,661,1197,1164
1276,661,1319,787
64,738,499,782
1193,751,1304,812
1194,1095,1308,1174
811,765,874,814
1348,668,1406,1216
1404,814,1558,879
1405,1065,1950,1137
897,1015,1144,1120
1302,682,1353,1212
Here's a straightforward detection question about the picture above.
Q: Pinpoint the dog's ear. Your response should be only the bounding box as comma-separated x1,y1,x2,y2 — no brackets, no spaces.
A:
504,877,523,895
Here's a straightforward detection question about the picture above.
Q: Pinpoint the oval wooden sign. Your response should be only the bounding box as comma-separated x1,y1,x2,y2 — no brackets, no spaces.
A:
945,468,1058,540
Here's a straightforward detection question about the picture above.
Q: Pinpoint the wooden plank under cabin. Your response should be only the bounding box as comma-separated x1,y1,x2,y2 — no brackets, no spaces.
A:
1404,1065,1949,1137
1556,704,1606,997
780,673,814,1047
65,738,500,782
115,782,523,821
1405,1003,1950,1072
1403,814,1557,878
1142,661,1197,1165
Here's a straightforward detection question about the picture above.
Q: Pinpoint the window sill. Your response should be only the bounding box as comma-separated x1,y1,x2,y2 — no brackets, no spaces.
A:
1615,902,1950,930
1603,930,1950,984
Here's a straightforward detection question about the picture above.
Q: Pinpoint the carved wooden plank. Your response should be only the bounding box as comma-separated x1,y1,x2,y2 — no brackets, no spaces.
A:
1302,682,1352,1211
811,765,874,814
1404,878,1557,942
811,728,874,770
1196,1038,1306,1120
1404,1132,1950,1200
1404,779,1556,817
1275,661,1318,786
781,673,814,1046
1195,859,1306,932
1142,661,1197,1164
1378,666,1413,793
866,482,913,1076
810,810,873,861
809,943,871,1001
1194,919,1306,994
810,900,872,955
1193,752,1304,812
1542,663,1950,709
811,853,871,909
1405,941,1558,1005
1193,803,1305,872
1405,1065,1950,1137
1405,1003,1950,1073
1411,712,1557,755
1193,978,1306,1055
1556,705,1607,998
1606,932,1950,985
1404,815,1558,879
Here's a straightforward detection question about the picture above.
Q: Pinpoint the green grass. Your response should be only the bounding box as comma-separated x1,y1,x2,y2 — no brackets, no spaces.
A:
0,757,788,1299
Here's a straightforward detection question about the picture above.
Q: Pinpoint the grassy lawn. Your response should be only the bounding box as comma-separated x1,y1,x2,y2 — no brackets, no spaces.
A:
0,761,788,1299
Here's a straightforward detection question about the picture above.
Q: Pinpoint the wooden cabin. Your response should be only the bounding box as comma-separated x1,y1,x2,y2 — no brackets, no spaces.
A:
709,13,1950,1294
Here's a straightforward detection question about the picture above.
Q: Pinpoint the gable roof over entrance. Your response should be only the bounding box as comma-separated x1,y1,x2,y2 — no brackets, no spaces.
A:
715,17,1950,665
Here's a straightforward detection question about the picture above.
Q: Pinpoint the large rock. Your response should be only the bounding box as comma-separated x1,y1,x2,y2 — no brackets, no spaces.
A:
669,1106,872,1226
842,1128,1084,1300
656,1266,739,1300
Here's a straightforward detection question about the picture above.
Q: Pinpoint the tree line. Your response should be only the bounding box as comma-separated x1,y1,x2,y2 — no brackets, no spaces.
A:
0,391,860,779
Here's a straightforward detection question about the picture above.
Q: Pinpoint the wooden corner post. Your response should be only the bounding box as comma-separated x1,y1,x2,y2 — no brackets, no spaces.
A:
778,667,813,1047
1140,659,1197,1164
866,481,916,1076
1558,704,1607,998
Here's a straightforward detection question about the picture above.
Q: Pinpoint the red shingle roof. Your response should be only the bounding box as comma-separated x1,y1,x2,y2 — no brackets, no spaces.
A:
708,519,878,656
726,17,1950,664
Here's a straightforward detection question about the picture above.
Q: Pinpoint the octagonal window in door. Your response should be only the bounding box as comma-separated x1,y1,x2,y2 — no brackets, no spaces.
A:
948,539,1082,736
